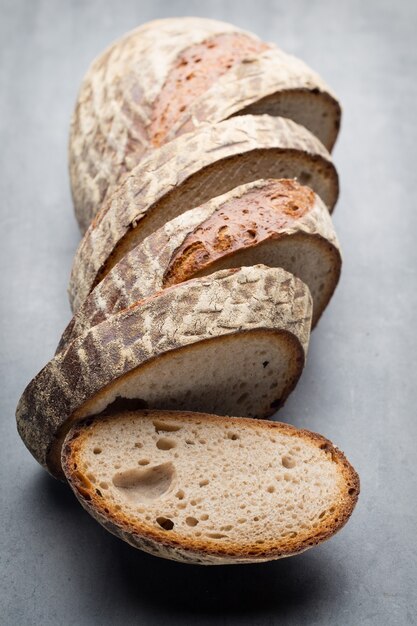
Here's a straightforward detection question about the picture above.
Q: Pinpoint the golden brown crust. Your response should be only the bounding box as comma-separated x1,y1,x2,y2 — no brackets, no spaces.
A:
62,410,359,565
150,32,269,147
163,179,315,287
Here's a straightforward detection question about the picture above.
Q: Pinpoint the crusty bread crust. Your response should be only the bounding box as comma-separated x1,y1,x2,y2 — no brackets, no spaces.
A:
16,266,312,478
62,410,359,565
69,18,340,231
58,179,340,352
69,114,338,313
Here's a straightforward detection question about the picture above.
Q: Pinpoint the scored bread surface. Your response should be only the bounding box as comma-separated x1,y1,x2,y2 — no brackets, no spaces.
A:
69,17,340,230
69,114,338,312
59,179,340,352
62,410,359,565
16,266,312,477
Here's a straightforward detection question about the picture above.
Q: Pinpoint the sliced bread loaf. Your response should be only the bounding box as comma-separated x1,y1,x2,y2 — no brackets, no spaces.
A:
16,266,312,478
62,410,359,564
69,114,338,312
59,179,340,352
70,17,340,230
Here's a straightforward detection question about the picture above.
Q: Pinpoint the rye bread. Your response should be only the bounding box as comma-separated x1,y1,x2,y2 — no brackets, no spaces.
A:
62,410,359,565
59,179,340,352
69,17,340,230
16,266,312,478
68,114,338,312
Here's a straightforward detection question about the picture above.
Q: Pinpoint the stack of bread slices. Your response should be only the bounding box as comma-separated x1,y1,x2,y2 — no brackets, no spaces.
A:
16,17,358,565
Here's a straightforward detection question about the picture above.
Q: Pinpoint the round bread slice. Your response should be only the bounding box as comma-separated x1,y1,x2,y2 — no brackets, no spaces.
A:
70,17,340,230
69,114,338,312
16,266,312,478
59,179,340,353
61,410,359,565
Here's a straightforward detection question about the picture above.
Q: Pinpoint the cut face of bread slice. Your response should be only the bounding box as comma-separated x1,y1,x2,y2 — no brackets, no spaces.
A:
59,179,340,352
16,266,312,478
62,410,359,565
69,114,338,312
69,18,340,231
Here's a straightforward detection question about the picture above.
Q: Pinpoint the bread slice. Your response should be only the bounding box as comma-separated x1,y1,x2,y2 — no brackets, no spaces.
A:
69,114,338,312
69,17,340,230
16,266,312,478
61,410,359,564
59,179,340,352
166,47,341,152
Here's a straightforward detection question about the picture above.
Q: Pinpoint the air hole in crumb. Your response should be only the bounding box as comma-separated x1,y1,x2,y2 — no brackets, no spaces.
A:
175,490,185,500
156,516,174,531
200,514,209,521
113,463,174,500
238,518,246,524
199,439,207,445
253,517,259,522
319,511,326,519
348,488,356,495
138,459,150,466
186,440,195,445
134,442,143,448
267,486,275,493
156,438,176,451
227,432,239,441
153,420,182,433
100,482,108,489
199,479,209,487
190,500,197,506
207,533,227,539
186,516,198,527
93,447,102,455
282,456,296,469
262,361,269,368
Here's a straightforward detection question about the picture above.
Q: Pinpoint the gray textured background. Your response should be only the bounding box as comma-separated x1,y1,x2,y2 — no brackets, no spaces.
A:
1,1,416,624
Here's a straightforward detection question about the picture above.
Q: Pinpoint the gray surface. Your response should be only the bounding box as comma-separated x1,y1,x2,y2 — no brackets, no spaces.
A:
1,0,416,624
